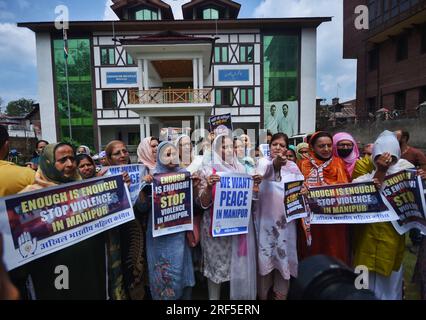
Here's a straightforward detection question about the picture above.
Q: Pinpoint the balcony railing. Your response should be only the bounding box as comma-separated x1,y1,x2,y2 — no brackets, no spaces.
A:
128,88,213,105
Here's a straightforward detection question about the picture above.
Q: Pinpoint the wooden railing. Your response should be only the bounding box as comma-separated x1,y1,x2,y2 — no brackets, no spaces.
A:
128,88,213,104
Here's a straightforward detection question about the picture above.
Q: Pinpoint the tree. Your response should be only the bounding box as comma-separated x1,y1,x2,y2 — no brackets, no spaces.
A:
6,98,36,117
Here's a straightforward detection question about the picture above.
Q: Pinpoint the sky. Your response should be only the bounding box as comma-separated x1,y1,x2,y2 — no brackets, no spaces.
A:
0,0,356,109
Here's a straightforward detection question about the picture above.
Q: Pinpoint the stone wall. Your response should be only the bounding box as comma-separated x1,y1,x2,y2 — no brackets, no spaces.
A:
329,117,426,152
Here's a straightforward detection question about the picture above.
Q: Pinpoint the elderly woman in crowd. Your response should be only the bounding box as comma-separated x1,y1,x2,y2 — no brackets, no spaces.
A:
18,143,109,299
352,130,419,300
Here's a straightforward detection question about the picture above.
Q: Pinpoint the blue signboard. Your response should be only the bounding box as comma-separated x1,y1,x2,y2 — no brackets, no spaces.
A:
218,69,249,82
106,71,137,84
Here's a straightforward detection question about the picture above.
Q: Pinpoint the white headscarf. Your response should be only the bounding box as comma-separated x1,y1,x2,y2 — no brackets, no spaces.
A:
211,134,245,173
372,130,401,164
354,130,414,182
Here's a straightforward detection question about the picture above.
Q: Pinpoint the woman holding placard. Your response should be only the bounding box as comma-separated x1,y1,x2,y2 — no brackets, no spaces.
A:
352,130,415,300
298,131,351,265
136,141,195,300
195,134,260,300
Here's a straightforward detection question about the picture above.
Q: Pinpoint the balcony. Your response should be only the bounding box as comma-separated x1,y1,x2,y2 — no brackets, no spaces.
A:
128,88,213,105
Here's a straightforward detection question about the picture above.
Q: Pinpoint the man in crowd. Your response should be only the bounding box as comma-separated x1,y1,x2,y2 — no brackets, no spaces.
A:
0,125,35,197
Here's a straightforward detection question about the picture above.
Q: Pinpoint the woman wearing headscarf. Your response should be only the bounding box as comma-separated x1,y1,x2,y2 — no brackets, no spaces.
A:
18,143,109,299
137,137,159,172
295,142,309,162
104,140,147,300
234,137,256,173
76,145,91,156
298,131,351,265
352,130,415,300
195,134,260,300
332,132,360,179
255,133,301,300
136,141,195,299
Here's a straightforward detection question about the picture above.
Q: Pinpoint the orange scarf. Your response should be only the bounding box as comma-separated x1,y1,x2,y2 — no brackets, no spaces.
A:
299,154,349,186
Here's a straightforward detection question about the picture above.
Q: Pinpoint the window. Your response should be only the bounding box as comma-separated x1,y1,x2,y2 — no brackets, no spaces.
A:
240,88,254,106
126,52,134,65
101,47,115,65
53,38,94,148
103,90,118,109
368,48,379,71
240,45,254,63
395,91,406,110
134,8,158,21
215,88,234,105
203,8,219,20
214,45,228,63
366,97,377,114
396,35,408,61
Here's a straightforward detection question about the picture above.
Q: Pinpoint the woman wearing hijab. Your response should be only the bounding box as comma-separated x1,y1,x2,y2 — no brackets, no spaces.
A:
255,133,301,300
76,145,91,156
298,131,351,265
352,130,416,300
234,137,256,173
295,142,309,162
137,137,159,172
136,141,195,300
332,132,360,179
19,143,108,299
195,134,259,300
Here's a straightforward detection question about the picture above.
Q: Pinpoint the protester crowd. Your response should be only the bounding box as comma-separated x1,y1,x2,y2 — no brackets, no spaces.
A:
1,123,426,300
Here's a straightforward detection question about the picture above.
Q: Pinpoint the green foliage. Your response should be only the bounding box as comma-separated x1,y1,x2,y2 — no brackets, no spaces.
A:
6,98,35,116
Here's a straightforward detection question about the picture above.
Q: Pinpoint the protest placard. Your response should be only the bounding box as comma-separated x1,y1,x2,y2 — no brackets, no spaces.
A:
283,180,309,222
0,174,134,271
152,171,193,237
307,181,398,224
382,170,426,235
212,172,253,237
208,113,233,136
106,164,145,205
259,144,270,158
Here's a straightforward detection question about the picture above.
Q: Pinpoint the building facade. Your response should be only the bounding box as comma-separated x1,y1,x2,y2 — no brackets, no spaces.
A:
344,0,426,120
19,0,329,151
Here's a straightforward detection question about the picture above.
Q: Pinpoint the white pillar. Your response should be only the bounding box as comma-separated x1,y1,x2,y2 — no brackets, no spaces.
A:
137,59,143,91
194,115,199,131
193,58,198,90
300,28,317,134
198,57,204,89
143,59,149,90
145,116,151,137
140,115,146,141
200,115,205,135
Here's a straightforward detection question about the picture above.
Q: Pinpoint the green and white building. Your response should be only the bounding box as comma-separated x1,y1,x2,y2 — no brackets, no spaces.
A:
19,0,329,150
